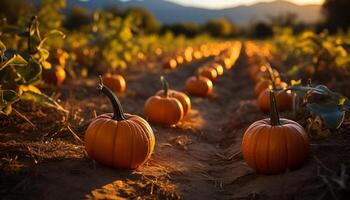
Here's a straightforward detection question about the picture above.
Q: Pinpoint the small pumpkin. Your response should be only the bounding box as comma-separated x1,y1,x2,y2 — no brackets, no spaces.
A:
208,63,224,76
199,66,218,81
258,88,293,113
102,73,126,93
42,65,66,85
85,77,155,169
144,77,184,125
163,58,177,69
185,74,213,97
242,90,309,174
156,77,191,116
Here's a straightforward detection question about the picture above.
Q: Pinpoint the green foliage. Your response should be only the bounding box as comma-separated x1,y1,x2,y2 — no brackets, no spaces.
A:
269,29,350,80
123,7,160,34
0,17,65,115
203,18,233,38
287,84,350,129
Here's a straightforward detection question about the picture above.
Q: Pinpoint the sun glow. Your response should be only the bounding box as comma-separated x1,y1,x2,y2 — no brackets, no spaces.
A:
166,0,324,9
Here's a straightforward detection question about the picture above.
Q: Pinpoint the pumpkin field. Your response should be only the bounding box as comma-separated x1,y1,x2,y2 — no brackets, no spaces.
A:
1,0,350,199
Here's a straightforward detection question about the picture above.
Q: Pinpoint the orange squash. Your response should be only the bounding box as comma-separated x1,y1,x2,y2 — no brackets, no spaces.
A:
258,88,293,113
144,77,184,125
85,77,155,169
102,73,126,93
42,66,66,85
242,90,309,174
185,75,213,97
163,58,177,69
156,77,191,116
208,63,224,76
199,66,218,81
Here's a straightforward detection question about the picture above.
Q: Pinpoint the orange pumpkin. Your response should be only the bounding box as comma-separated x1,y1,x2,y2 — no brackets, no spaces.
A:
156,78,191,116
102,73,126,93
185,75,213,97
258,88,293,113
42,66,66,85
242,90,309,174
199,66,218,81
208,63,224,76
216,56,233,70
144,77,184,125
85,77,155,169
163,58,177,69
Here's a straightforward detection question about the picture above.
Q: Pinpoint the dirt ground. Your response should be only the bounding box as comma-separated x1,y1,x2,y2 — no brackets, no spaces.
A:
1,47,350,200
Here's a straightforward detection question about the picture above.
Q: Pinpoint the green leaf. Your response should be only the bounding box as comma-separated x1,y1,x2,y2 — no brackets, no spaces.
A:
0,54,28,71
0,90,20,115
20,91,68,114
14,57,42,85
38,30,66,50
306,102,345,129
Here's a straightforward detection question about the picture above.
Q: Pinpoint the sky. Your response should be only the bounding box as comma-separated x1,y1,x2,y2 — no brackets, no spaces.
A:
165,0,324,9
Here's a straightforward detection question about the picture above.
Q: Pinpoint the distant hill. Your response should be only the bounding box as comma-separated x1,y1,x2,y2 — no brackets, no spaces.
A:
37,0,322,24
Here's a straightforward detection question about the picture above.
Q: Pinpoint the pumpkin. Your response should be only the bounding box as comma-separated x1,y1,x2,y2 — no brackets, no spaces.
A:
102,73,126,93
255,80,288,97
258,88,293,113
216,57,233,70
199,66,218,81
208,63,224,76
163,58,177,69
156,77,191,116
185,74,213,97
42,66,66,85
144,77,184,125
85,77,155,169
242,90,309,174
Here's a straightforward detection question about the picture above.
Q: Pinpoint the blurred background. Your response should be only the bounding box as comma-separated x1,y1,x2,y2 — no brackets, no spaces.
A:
1,0,348,39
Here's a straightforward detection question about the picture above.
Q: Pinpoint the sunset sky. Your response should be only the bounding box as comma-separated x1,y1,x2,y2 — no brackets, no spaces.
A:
166,0,324,9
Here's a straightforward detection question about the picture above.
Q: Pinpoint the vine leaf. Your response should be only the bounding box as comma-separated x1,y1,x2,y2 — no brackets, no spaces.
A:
306,103,345,129
20,91,68,114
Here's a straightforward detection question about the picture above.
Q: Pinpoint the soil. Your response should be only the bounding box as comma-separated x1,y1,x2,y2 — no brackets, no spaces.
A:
1,47,350,200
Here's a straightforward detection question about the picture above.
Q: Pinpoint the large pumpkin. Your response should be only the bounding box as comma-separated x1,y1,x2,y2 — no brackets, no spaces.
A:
185,75,213,97
242,90,309,174
156,77,191,116
102,73,126,93
42,66,66,85
144,77,184,125
85,77,155,169
258,88,293,113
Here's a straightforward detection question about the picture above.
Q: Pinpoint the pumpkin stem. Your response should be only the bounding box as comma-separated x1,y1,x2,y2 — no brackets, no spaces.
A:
98,75,126,121
270,90,281,126
160,76,169,98
265,62,277,90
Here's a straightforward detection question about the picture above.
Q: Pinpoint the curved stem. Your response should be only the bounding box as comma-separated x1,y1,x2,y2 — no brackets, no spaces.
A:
97,76,126,121
270,90,281,126
160,76,169,97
